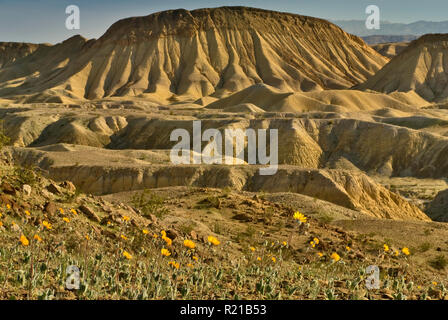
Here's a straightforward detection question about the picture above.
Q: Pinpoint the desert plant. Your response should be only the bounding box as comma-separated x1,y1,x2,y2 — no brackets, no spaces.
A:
0,121,10,150
429,254,448,270
131,189,169,218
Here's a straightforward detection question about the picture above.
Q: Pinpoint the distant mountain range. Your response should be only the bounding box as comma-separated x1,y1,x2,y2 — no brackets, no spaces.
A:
333,20,448,37
362,35,417,45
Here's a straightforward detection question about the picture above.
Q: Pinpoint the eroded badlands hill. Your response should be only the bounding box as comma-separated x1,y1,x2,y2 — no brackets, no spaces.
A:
0,42,47,68
359,34,448,102
0,7,386,102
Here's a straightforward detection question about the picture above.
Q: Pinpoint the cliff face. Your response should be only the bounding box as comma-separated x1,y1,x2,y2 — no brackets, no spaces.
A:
0,7,387,102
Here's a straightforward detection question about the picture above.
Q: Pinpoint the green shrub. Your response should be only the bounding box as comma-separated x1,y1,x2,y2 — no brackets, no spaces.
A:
131,189,169,218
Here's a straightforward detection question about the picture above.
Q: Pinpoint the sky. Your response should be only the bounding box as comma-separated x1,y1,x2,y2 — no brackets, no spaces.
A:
1,0,447,43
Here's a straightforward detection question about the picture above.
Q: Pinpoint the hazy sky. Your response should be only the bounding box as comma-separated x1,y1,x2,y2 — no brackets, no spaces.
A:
1,0,447,43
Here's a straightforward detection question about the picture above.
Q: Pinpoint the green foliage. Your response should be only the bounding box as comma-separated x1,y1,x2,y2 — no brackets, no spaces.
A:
131,189,169,218
13,166,38,187
0,121,10,150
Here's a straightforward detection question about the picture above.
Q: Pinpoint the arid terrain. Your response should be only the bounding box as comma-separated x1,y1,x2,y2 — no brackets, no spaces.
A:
1,6,448,300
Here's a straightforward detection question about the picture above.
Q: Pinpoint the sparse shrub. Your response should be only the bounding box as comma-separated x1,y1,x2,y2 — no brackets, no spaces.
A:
418,242,432,252
195,196,221,209
131,189,169,218
318,212,334,224
0,120,10,150
179,221,197,235
429,254,448,270
13,166,38,187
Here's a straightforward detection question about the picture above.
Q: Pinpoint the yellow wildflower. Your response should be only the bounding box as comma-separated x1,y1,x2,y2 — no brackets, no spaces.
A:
6,204,11,210
192,255,199,261
59,208,64,214
282,241,287,246
330,252,341,262
63,217,70,223
317,252,323,257
142,229,149,235
208,235,220,246
271,257,277,263
250,246,256,252
163,236,172,246
313,238,319,245
346,246,351,251
257,257,262,261
20,234,29,246
384,244,389,252
168,261,180,269
85,235,90,240
33,234,42,242
293,211,307,223
70,209,77,215
161,248,171,257
25,210,30,216
402,247,410,256
122,215,130,222
42,220,52,230
123,251,133,260
120,234,128,241
184,239,195,249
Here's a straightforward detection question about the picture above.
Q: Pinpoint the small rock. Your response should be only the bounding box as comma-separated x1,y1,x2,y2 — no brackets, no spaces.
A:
46,183,61,195
101,205,113,213
1,182,16,195
190,230,198,240
45,202,58,215
60,181,76,192
79,204,100,223
149,214,158,224
166,229,179,240
22,184,32,196
41,189,53,199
